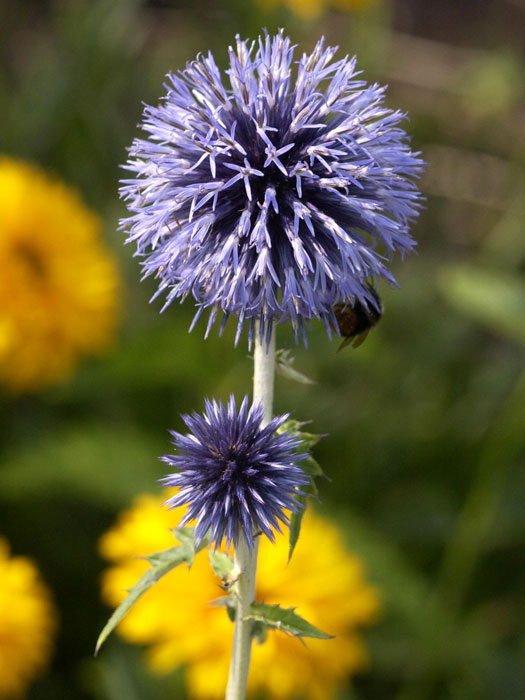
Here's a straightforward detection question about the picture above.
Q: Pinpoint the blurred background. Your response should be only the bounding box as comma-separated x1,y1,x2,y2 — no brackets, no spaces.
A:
1,0,524,699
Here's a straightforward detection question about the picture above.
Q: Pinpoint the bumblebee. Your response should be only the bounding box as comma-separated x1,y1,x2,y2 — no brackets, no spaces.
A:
332,288,383,351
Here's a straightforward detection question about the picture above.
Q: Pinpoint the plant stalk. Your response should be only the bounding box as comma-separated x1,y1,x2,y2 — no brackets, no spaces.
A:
225,325,275,700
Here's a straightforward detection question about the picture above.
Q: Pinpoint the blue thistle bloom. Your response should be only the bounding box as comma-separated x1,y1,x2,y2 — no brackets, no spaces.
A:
121,30,424,345
161,395,309,549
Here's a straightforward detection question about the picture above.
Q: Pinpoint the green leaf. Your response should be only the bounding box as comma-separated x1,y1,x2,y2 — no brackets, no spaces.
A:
276,349,316,385
278,422,326,562
251,620,268,644
96,529,207,655
288,480,317,564
172,527,196,546
438,264,525,347
247,603,333,640
301,455,325,479
287,455,326,562
287,458,325,562
278,419,323,451
288,497,307,565
144,544,191,567
208,550,240,589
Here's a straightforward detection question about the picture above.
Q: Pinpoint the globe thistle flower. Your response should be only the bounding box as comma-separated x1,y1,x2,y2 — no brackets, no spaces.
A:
161,395,309,549
121,31,423,344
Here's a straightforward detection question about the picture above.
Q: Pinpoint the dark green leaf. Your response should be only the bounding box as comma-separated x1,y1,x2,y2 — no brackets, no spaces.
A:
278,419,323,450
247,603,333,640
287,459,324,562
278,422,326,562
288,495,307,564
251,620,268,644
288,479,318,564
301,456,325,478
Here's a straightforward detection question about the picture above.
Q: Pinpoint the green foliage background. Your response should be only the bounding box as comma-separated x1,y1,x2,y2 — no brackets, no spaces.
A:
1,1,524,699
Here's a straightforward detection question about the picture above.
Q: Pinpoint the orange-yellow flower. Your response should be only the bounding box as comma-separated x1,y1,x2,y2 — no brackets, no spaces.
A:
100,492,380,700
0,157,120,393
0,537,57,698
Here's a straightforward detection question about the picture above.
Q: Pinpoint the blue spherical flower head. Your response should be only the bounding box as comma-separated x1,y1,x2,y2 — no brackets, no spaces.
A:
121,30,424,345
161,395,309,549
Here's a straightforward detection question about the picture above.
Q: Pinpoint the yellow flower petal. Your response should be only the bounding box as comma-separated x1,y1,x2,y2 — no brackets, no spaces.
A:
0,537,57,698
0,156,120,393
100,492,381,700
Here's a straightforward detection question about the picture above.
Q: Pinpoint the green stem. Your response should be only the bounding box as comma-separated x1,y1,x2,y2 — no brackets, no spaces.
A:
253,326,276,428
225,325,275,700
225,533,259,700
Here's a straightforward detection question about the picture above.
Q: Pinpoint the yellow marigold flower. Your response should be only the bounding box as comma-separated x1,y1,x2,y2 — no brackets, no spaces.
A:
0,157,120,393
0,537,57,698
100,493,381,700
260,0,374,21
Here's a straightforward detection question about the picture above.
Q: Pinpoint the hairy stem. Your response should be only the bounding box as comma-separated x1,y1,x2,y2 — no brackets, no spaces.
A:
225,326,275,700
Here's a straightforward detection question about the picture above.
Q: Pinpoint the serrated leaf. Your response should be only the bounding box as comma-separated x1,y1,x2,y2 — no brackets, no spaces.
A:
288,495,307,564
247,603,333,640
288,474,320,563
172,526,195,546
278,423,326,562
301,456,325,478
96,529,208,655
276,349,316,385
278,419,323,450
144,544,190,567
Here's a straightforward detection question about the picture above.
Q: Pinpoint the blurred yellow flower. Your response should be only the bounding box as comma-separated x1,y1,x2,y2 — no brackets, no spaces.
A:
0,157,120,393
0,537,57,698
261,0,374,20
100,492,381,700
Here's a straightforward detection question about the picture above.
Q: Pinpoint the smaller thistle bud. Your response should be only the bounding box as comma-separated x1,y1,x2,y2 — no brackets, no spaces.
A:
161,395,309,549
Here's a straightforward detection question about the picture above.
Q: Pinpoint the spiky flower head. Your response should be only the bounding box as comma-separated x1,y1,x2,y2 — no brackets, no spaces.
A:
121,31,423,344
161,395,309,549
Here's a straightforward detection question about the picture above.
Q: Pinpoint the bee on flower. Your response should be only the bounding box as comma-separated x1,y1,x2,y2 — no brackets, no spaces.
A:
120,31,423,346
